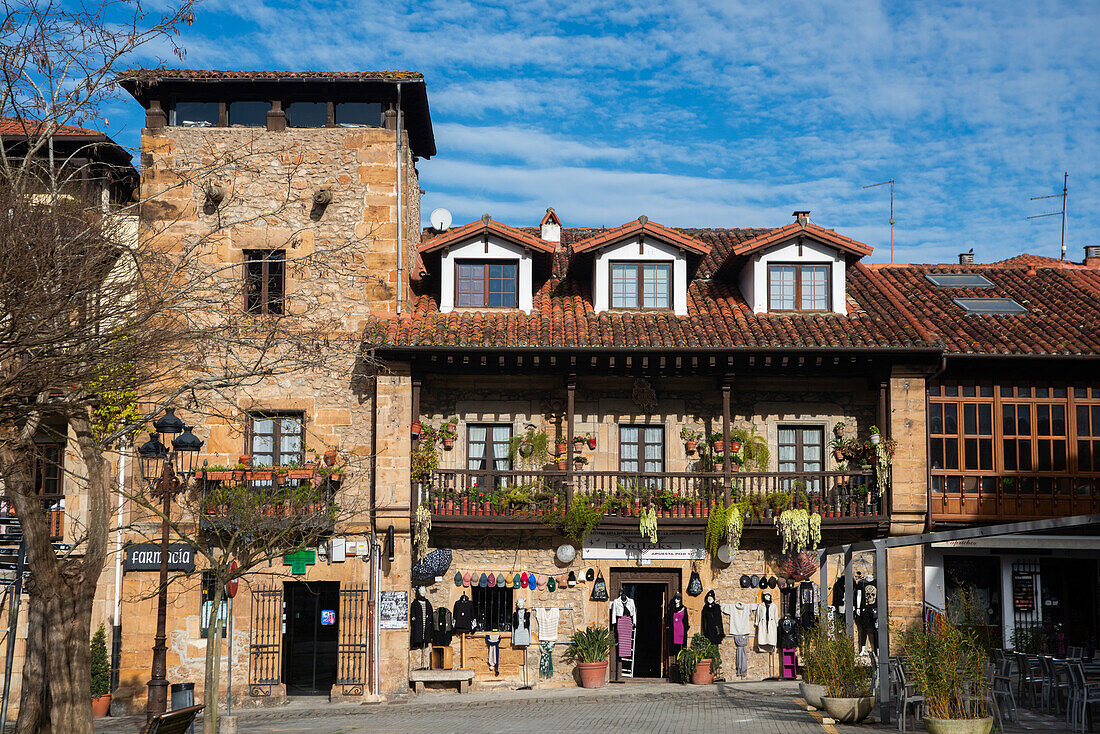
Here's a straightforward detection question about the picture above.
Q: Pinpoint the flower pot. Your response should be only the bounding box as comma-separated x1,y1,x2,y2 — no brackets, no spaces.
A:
556,458,567,470
445,499,453,514
203,470,234,481
685,440,697,455
821,696,875,724
323,449,338,466
482,500,492,515
833,449,845,461
691,659,714,685
442,436,455,450
695,500,703,516
577,660,608,689
799,682,826,709
446,422,457,433
461,497,469,514
587,438,596,449
91,693,111,718
556,440,568,454
410,421,422,440
287,469,314,480
923,717,994,734
712,440,725,453
519,442,533,458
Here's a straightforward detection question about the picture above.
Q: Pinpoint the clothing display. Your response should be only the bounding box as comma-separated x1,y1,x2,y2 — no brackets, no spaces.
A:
486,634,501,675
798,581,819,629
535,607,560,643
539,641,554,678
856,577,878,651
432,606,454,646
616,614,635,658
591,572,608,601
609,595,637,623
668,607,689,646
721,601,754,636
410,597,434,649
701,591,725,646
453,595,476,633
686,568,703,597
732,634,750,678
777,615,800,650
512,608,532,646
755,597,778,647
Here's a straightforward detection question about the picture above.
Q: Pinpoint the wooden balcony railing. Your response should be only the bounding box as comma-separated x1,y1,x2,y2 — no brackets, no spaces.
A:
423,468,882,523
931,474,1100,522
0,495,65,544
197,475,338,533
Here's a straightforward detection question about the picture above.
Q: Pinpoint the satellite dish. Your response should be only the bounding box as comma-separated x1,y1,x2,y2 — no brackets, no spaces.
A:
430,208,452,232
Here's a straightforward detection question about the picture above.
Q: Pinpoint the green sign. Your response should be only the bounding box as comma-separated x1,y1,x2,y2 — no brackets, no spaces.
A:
282,548,316,575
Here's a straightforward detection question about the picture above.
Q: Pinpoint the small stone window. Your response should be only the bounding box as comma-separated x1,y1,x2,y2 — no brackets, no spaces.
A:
244,250,285,315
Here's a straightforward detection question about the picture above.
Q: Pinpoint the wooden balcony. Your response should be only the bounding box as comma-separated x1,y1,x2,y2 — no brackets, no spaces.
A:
423,468,884,529
0,495,65,545
197,474,338,535
931,474,1100,522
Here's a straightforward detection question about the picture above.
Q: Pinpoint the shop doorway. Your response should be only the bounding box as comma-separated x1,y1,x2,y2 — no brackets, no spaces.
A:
1041,557,1098,652
609,569,680,682
283,581,339,695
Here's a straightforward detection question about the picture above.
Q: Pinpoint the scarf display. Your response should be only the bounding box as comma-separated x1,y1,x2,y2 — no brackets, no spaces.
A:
539,641,554,678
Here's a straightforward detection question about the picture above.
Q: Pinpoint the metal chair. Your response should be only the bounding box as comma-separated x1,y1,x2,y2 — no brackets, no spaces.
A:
1051,659,1073,716
992,657,1018,724
1068,661,1100,732
892,660,925,732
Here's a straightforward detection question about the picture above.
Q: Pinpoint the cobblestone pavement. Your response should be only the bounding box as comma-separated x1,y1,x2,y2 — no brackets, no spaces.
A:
93,681,1080,734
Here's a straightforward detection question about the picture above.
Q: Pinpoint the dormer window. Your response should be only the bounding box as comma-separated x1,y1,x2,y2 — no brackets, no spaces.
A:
610,262,671,309
456,261,518,308
768,263,830,312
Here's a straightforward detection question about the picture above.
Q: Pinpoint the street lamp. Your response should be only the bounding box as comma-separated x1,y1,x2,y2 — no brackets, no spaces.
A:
138,408,202,723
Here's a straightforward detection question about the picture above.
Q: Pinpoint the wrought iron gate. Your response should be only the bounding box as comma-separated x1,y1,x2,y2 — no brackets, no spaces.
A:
1011,559,1042,632
248,586,283,697
337,584,369,696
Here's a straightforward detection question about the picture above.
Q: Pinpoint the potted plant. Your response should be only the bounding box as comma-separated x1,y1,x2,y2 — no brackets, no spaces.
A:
900,617,992,734
556,456,568,470
440,422,457,450
90,623,111,717
564,625,612,688
709,431,725,454
573,433,588,448
816,619,876,723
680,427,701,455
556,437,568,454
677,633,720,684
586,432,597,450
410,421,422,441
510,427,550,467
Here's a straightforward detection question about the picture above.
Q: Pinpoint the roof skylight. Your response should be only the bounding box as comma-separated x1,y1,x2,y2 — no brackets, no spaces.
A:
953,298,1028,314
925,273,995,288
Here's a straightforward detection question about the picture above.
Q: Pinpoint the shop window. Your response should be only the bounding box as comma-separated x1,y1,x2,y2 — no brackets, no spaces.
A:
620,425,664,474
286,101,328,128
200,571,228,637
334,102,383,127
244,250,285,315
455,261,518,308
227,100,269,127
610,262,670,309
467,424,511,487
249,413,304,468
172,101,218,127
472,586,513,632
768,263,830,312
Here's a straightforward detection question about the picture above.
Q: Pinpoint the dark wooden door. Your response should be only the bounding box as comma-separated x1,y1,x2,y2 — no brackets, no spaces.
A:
283,581,340,695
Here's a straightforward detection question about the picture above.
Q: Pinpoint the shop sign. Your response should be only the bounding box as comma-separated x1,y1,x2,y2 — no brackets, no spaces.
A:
379,590,408,629
320,609,336,625
1012,573,1035,612
583,532,704,561
123,543,195,573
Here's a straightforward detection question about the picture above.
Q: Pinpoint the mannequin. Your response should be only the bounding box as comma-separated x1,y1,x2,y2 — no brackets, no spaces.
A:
701,591,725,647
665,592,690,681
453,592,477,633
410,586,434,669
755,591,778,648
512,598,532,646
855,571,878,654
610,588,637,660
721,600,754,679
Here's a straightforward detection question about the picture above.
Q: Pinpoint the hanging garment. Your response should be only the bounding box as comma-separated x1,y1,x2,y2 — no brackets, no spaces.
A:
591,572,609,601
432,606,454,646
733,634,750,678
539,641,554,678
755,600,778,647
831,576,845,612
410,598,434,649
778,615,801,649
535,607,560,643
616,614,635,658
486,634,501,675
512,609,532,646
702,598,725,646
686,568,703,597
798,581,819,629
453,596,476,633
780,586,798,617
666,606,689,646
722,602,754,636
609,596,637,623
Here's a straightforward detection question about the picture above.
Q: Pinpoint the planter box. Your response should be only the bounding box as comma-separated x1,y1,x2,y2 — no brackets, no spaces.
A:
923,717,993,734
821,696,875,724
246,470,273,481
799,682,826,709
286,469,315,480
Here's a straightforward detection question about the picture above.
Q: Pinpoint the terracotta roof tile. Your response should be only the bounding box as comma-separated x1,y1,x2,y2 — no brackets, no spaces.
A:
570,217,711,256
0,116,106,137
419,218,555,255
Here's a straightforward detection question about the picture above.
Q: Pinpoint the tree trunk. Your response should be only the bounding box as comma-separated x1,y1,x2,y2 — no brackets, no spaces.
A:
202,580,225,734
15,579,48,734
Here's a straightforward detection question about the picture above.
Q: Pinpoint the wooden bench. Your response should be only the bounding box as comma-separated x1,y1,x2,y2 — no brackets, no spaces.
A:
141,704,204,734
409,668,475,694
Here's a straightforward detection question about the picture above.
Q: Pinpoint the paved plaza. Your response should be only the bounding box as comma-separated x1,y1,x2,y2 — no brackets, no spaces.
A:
91,680,1081,734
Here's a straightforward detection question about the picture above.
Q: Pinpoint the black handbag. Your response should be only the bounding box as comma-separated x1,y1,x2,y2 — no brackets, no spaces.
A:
591,571,608,601
686,564,703,597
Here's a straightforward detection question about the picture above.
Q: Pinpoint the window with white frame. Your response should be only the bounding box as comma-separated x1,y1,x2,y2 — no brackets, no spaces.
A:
610,262,671,309
768,264,830,312
619,425,664,473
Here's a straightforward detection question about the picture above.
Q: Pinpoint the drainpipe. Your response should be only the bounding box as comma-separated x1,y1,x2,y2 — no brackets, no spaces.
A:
111,444,127,690
395,83,404,315
369,367,381,695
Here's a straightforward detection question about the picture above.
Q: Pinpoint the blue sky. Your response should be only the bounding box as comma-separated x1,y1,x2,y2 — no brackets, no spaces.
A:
104,0,1099,263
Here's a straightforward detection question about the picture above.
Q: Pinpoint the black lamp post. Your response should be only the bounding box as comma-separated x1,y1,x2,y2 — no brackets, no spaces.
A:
137,408,202,722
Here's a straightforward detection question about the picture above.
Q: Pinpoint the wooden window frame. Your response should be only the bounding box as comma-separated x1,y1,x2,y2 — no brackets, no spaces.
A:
767,262,832,312
618,424,666,474
466,423,513,471
247,412,305,467
244,250,285,315
454,260,519,309
34,443,64,497
776,425,825,473
608,261,673,311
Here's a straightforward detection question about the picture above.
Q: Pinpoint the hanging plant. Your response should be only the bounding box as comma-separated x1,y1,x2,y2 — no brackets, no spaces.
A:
775,508,822,554
410,423,439,483
509,427,550,468
727,497,747,550
414,502,431,559
639,504,658,544
870,426,897,494
705,502,729,556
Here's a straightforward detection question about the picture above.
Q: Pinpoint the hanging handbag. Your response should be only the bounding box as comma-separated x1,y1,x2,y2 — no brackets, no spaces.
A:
591,571,608,601
686,563,703,597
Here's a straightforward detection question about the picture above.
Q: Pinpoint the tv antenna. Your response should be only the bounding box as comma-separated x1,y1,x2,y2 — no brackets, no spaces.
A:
862,179,895,263
1027,172,1068,260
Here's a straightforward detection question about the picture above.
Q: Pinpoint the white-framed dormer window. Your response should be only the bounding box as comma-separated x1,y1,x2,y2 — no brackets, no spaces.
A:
593,238,687,315
739,239,847,315
767,263,830,312
610,262,671,310
439,235,533,313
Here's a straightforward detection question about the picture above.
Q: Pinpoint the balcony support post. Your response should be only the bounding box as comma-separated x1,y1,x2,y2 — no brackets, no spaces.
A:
566,374,576,506
878,380,890,516
721,376,732,506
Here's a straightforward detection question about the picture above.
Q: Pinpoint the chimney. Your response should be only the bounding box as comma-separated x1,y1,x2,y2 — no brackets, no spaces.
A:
1085,245,1100,268
792,210,810,228
540,207,562,243
959,249,975,265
